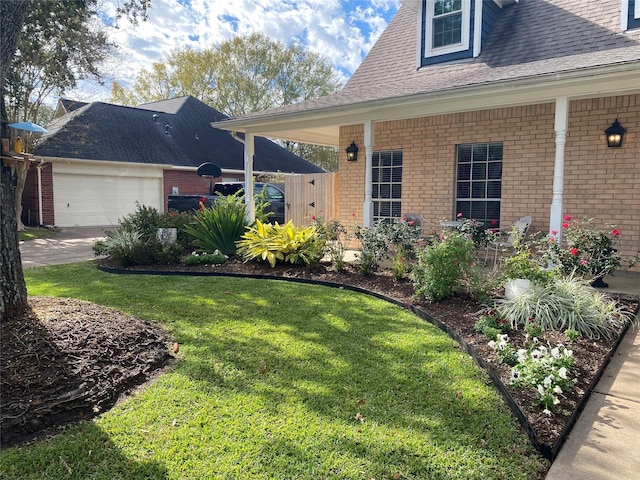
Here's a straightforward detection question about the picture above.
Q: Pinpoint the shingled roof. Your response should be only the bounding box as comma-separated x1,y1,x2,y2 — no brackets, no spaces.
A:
212,0,640,142
35,96,324,174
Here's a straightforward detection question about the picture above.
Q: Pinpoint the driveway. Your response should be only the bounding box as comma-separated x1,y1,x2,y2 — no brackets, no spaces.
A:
19,227,108,268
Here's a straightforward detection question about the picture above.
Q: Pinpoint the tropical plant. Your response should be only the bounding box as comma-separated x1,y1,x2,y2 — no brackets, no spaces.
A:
495,275,633,339
184,192,248,255
411,231,475,301
236,220,321,267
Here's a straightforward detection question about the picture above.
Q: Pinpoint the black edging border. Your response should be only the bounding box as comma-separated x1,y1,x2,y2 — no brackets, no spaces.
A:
97,264,637,461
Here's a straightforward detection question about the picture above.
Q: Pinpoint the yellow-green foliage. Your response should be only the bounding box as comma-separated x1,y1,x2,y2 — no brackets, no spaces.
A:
236,220,322,267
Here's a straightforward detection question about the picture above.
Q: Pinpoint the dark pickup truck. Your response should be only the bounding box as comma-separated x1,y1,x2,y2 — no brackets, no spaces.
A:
168,182,285,224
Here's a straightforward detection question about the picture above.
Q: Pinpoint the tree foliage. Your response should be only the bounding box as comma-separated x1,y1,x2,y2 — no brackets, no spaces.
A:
5,0,113,124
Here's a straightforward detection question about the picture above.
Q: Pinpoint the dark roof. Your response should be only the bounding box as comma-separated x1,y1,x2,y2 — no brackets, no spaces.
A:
35,96,324,174
221,0,640,120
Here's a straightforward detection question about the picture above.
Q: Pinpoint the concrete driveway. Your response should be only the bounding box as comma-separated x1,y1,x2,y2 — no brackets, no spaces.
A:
19,227,108,268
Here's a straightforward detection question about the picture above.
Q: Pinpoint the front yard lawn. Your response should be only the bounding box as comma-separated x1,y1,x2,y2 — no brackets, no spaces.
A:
0,262,547,479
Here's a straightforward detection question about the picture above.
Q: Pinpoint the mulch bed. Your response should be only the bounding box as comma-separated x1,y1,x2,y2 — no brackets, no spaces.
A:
1,258,637,459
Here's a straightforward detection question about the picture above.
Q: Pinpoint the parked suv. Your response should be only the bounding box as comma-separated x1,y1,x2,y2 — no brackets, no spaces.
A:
212,182,285,224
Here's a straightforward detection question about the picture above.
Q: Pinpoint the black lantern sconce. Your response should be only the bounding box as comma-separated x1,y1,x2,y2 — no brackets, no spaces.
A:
605,119,626,148
345,141,359,161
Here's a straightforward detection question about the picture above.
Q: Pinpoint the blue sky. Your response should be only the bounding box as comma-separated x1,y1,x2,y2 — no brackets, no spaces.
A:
71,0,400,102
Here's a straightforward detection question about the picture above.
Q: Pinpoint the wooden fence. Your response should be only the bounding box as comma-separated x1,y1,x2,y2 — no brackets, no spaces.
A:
285,172,338,225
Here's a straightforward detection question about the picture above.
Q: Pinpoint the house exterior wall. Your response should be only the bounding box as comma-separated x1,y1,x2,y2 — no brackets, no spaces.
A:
339,94,639,267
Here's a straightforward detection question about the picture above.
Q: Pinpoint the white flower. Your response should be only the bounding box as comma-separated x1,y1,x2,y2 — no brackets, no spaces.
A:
500,334,509,343
539,346,548,355
565,349,573,358
531,349,541,360
553,397,560,405
532,337,539,344
543,375,554,387
554,385,563,394
537,384,545,395
543,408,552,415
558,367,568,379
511,370,520,381
488,340,496,349
551,347,561,358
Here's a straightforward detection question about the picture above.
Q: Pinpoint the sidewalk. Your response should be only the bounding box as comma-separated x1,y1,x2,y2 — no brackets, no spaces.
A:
18,228,640,477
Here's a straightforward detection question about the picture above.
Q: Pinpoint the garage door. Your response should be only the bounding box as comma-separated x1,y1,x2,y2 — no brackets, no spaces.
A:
53,164,163,227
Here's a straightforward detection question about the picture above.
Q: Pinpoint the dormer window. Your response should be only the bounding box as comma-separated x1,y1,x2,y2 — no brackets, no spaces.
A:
424,0,471,57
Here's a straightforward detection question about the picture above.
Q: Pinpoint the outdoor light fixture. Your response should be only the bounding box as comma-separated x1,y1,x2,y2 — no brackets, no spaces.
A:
605,119,626,148
346,141,359,161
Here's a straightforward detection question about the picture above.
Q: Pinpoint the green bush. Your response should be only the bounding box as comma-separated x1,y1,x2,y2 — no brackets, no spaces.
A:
184,193,248,255
410,232,475,301
237,220,321,267
495,275,633,339
313,218,348,271
160,211,197,249
475,308,510,339
501,250,554,285
119,203,163,241
183,251,228,266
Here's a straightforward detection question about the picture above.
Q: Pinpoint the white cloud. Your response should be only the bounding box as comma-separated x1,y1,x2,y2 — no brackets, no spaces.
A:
66,0,399,103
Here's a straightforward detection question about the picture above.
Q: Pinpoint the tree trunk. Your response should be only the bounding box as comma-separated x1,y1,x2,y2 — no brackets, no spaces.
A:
1,0,31,321
0,163,27,321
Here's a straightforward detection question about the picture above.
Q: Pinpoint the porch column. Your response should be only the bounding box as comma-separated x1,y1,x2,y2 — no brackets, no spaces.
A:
550,97,568,242
245,133,255,223
363,120,374,227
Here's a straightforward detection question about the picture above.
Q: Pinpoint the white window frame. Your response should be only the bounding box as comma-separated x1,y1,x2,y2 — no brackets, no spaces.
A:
635,0,640,19
424,0,471,58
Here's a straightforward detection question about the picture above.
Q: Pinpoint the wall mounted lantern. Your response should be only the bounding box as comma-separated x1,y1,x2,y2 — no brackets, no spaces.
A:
605,119,626,148
345,141,359,161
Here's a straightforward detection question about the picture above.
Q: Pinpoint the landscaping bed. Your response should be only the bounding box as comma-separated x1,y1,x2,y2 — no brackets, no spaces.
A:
99,258,639,459
2,257,637,462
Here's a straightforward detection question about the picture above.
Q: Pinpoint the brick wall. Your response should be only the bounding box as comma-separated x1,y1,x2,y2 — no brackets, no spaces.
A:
339,94,640,267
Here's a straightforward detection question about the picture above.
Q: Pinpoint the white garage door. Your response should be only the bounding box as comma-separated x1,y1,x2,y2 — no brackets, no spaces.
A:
53,163,163,227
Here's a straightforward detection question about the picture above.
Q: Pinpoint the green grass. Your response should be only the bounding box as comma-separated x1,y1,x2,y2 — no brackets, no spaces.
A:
18,227,57,242
0,262,547,479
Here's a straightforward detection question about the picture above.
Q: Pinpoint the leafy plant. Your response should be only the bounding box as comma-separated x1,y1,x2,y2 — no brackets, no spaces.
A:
184,192,248,255
237,220,321,267
410,231,475,301
313,218,348,271
501,250,554,285
119,203,163,241
495,275,633,339
475,308,510,339
564,329,580,342
183,251,228,266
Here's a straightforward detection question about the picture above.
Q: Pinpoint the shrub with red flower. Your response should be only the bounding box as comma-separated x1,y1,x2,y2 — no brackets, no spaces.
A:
544,216,621,279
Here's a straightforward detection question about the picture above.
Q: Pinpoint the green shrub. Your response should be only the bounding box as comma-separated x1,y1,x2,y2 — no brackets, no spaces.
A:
410,232,475,301
93,228,157,266
160,211,197,249
237,220,321,267
495,275,633,339
313,218,348,271
183,251,228,266
501,250,554,285
184,193,248,255
119,203,163,241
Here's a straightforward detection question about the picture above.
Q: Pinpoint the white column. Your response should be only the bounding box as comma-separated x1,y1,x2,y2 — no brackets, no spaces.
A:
550,97,568,243
363,120,374,227
244,133,255,224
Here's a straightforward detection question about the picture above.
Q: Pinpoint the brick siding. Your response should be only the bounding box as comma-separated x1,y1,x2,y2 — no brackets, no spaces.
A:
339,94,640,268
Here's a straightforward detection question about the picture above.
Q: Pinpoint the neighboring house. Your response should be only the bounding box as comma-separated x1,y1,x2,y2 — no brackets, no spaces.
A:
24,96,323,227
212,0,640,267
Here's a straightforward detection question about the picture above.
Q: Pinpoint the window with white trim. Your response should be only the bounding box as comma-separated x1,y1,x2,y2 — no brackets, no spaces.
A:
424,0,471,58
372,150,403,222
455,142,502,227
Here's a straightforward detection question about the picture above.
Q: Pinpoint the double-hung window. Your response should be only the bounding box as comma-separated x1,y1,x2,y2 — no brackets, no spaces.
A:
372,150,403,222
455,142,502,227
424,0,471,58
